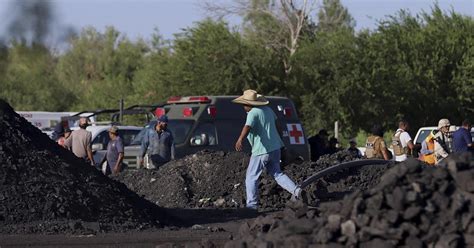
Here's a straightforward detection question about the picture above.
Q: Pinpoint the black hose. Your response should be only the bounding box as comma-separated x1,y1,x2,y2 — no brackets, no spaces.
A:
300,159,390,189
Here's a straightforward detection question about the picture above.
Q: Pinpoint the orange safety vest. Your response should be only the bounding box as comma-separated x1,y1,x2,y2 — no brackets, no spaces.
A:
419,134,436,165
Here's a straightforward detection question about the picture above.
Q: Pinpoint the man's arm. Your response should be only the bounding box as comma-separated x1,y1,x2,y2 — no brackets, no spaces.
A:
114,153,124,174
113,139,125,174
64,133,72,149
464,132,473,148
403,132,415,155
86,133,94,166
434,139,449,158
381,148,390,160
379,139,390,160
235,125,251,151
407,140,415,150
140,130,150,161
170,133,175,160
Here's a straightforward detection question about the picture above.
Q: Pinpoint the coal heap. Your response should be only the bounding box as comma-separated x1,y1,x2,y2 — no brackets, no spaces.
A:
116,150,248,209
0,99,166,234
229,154,474,247
117,149,392,211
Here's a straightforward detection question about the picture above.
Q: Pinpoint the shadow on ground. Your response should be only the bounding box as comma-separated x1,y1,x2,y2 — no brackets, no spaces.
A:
163,207,272,227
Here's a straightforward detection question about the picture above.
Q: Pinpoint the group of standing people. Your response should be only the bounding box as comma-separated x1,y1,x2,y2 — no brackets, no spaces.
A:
363,119,472,165
52,117,125,175
419,118,472,165
308,117,472,167
52,115,177,174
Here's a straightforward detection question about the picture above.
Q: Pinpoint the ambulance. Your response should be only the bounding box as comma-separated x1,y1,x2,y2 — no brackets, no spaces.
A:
126,95,310,167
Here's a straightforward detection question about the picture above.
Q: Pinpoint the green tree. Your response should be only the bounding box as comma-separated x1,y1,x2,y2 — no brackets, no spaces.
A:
133,19,282,104
0,42,70,111
56,27,148,110
289,28,359,136
357,6,474,131
317,0,355,32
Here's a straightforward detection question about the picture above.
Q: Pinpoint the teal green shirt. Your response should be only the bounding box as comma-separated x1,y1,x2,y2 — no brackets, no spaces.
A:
245,106,284,156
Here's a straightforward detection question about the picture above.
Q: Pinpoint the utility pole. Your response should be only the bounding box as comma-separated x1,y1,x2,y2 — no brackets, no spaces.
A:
119,99,124,124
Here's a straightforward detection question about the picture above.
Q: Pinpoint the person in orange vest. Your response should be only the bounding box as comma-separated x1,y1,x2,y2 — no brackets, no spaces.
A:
419,130,436,165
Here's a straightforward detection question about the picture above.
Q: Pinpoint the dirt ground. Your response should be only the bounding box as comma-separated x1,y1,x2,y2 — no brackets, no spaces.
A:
0,208,263,247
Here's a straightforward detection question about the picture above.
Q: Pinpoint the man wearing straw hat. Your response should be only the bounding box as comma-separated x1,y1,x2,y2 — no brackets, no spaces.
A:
233,89,307,210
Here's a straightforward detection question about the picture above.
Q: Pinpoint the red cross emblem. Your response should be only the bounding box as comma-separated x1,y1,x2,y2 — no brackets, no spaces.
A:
287,124,304,144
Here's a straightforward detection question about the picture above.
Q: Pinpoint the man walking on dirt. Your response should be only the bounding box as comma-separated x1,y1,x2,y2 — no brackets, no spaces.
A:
64,117,94,166
233,89,307,210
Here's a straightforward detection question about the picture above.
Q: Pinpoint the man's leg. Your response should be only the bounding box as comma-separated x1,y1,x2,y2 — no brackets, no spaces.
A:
245,154,267,209
266,149,301,196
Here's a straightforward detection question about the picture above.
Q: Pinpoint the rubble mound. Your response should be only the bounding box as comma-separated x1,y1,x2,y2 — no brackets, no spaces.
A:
0,99,166,234
229,154,474,247
117,150,392,210
116,150,249,209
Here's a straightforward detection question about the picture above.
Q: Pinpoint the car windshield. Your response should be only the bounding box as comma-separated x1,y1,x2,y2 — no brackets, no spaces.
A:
130,120,194,145
415,129,434,144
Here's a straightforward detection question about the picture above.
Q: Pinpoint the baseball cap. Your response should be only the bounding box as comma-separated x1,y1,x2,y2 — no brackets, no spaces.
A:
108,125,119,134
158,115,169,123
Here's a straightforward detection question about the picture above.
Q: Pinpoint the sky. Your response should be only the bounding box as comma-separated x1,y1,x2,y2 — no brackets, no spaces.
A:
0,0,472,43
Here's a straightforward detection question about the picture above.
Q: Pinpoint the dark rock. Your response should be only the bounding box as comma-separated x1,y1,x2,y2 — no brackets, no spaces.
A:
455,171,474,192
435,234,461,248
405,235,423,248
360,238,395,248
386,186,406,211
340,220,356,237
403,206,421,220
286,219,315,235
327,214,341,232
386,210,399,224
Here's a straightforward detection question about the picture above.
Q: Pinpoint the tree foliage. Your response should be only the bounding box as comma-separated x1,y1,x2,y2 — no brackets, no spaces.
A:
317,0,355,32
0,4,472,142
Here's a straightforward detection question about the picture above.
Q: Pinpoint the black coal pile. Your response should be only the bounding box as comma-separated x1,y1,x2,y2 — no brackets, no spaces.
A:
229,153,474,247
0,99,166,234
116,150,249,209
117,149,392,211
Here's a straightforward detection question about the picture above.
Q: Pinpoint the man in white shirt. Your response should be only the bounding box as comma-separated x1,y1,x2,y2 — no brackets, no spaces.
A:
392,120,415,162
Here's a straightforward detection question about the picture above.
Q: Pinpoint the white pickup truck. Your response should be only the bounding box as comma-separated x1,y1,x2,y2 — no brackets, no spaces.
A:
413,126,474,145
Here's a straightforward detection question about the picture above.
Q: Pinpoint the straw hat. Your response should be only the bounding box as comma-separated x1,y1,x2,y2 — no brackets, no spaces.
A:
232,89,269,106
